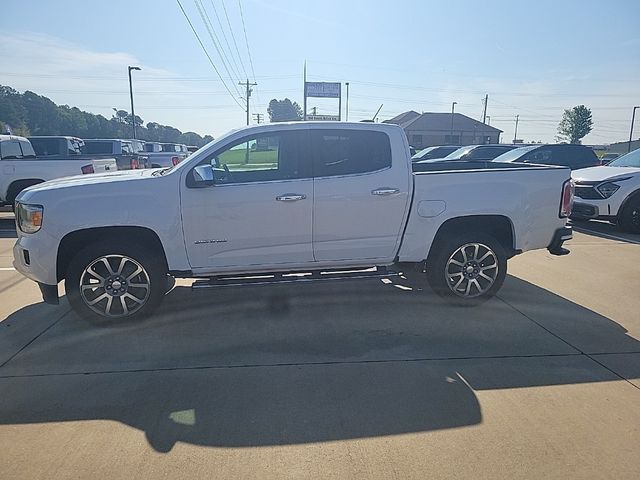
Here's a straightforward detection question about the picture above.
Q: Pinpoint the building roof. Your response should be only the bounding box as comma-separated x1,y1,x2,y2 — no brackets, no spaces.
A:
383,111,421,128
385,111,503,133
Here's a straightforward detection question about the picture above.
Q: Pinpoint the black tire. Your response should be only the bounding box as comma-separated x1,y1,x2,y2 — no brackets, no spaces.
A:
425,232,507,306
7,180,44,208
65,241,167,325
618,195,640,234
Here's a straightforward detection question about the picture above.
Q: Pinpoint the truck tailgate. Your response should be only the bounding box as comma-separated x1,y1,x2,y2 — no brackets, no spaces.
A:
91,158,118,172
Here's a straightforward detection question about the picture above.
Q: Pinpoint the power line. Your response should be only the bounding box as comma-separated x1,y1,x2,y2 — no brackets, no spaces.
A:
194,0,243,96
219,0,249,80
237,0,256,81
198,0,241,81
208,0,247,80
176,0,244,110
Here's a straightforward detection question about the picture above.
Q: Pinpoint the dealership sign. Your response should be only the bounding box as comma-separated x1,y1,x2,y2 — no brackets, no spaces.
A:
307,115,340,121
305,82,341,98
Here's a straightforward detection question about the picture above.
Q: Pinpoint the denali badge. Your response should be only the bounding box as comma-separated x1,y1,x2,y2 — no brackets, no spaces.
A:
194,239,228,245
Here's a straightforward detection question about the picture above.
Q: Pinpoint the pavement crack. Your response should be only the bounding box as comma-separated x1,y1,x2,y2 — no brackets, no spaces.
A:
496,294,640,391
0,352,586,379
0,308,71,370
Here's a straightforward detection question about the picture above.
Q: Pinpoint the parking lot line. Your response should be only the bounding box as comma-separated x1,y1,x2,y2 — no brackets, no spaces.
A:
0,267,15,271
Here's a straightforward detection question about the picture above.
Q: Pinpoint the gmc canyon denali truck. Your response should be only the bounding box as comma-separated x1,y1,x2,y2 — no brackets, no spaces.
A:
13,123,573,323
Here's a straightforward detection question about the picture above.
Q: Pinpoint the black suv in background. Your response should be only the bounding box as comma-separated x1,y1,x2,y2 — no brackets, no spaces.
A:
491,144,600,170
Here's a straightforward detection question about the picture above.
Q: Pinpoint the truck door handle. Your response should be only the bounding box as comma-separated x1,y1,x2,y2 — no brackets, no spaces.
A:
371,188,400,196
276,194,306,202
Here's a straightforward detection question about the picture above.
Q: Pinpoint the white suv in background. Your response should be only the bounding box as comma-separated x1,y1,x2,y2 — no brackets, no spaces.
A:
571,148,640,233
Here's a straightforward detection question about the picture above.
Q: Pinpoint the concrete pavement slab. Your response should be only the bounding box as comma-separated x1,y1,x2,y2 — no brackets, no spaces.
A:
0,270,70,366
0,279,577,376
501,233,640,354
593,352,640,388
0,355,638,480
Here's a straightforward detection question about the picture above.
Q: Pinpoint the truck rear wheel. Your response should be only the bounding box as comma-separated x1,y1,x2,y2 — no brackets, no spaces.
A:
65,241,167,324
426,233,507,306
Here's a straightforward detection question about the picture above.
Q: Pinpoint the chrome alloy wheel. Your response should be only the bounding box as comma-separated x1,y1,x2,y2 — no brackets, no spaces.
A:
445,243,499,298
79,255,151,317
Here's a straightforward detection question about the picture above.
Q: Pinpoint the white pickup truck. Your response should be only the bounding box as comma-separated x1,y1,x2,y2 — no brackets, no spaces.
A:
1,135,117,207
12,122,573,323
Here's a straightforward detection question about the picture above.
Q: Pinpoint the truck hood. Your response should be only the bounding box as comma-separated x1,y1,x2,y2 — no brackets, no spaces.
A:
16,169,153,202
571,166,640,183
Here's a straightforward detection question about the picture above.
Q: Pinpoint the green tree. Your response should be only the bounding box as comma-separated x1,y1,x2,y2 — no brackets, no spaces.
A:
558,105,593,144
267,98,303,122
0,84,213,146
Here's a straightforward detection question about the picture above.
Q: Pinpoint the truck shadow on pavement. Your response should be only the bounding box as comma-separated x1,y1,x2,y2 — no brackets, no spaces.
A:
0,276,638,452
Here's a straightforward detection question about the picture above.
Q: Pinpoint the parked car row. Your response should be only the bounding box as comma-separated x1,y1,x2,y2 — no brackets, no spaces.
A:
411,141,640,233
412,143,600,170
0,134,195,207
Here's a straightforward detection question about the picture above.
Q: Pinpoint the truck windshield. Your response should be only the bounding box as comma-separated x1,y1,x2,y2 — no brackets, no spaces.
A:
607,149,640,167
442,146,475,160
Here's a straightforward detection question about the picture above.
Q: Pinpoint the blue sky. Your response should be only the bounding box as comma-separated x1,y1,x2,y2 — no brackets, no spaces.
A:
1,0,639,143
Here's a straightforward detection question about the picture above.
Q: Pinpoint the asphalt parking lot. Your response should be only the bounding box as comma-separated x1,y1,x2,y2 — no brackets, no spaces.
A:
0,209,639,479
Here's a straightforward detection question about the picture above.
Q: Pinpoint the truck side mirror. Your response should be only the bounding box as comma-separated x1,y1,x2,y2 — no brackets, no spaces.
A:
189,164,215,188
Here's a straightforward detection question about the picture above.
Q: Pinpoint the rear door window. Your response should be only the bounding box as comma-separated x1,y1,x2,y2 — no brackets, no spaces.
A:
311,129,392,177
29,138,61,156
84,142,114,154
523,148,554,165
561,146,598,169
19,141,36,158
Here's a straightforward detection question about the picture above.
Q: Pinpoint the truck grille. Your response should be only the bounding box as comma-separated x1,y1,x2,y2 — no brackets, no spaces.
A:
574,184,602,200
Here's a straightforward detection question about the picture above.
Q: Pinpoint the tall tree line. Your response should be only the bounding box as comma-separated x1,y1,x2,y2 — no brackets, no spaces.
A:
0,85,214,146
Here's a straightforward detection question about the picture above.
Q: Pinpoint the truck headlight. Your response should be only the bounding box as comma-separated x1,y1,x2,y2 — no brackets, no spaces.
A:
596,182,621,198
15,203,44,233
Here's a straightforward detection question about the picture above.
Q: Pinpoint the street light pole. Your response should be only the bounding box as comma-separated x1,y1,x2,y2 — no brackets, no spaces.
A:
128,66,141,139
450,101,457,144
629,106,639,153
513,115,519,143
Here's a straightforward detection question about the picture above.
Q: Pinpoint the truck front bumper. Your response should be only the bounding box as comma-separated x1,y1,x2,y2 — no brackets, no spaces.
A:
547,226,572,256
13,230,61,304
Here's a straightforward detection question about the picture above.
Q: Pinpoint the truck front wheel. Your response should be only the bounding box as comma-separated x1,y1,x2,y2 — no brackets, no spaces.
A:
426,233,507,306
65,241,167,324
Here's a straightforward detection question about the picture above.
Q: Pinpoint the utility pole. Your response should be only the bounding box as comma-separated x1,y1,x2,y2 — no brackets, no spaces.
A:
128,66,141,139
239,79,258,126
303,61,307,121
345,82,350,121
252,113,264,124
513,115,520,143
629,106,639,153
482,94,488,124
450,101,457,144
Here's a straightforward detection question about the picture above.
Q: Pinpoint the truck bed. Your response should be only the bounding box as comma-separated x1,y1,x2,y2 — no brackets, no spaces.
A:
399,161,570,262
